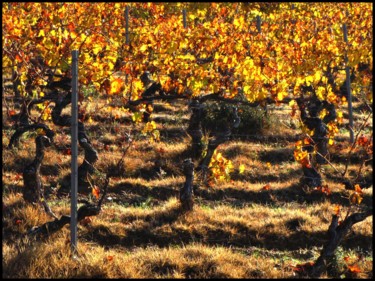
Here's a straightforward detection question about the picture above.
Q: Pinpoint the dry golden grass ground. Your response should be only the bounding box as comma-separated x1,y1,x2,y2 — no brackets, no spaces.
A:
2,90,373,278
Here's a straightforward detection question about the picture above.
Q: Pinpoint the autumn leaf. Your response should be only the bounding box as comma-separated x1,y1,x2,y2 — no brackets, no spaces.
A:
354,184,363,194
67,22,75,32
239,164,245,174
347,264,361,273
292,261,314,273
109,78,125,95
357,135,369,146
262,183,271,190
92,185,100,199
131,112,143,123
317,184,331,196
15,54,23,63
333,205,341,216
349,192,363,205
349,184,363,205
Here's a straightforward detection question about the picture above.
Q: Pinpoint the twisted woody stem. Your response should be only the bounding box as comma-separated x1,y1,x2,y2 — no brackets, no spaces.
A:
186,100,205,160
52,92,98,193
197,105,240,181
26,176,110,239
180,159,195,212
296,96,336,188
23,135,58,219
309,209,372,277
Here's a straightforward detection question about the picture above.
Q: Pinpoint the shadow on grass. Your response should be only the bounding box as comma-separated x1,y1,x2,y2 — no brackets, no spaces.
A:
80,200,372,254
2,198,29,244
196,182,373,207
159,127,188,141
80,202,185,248
107,179,372,211
231,133,301,144
3,183,24,195
329,152,371,165
258,148,295,164
109,181,179,204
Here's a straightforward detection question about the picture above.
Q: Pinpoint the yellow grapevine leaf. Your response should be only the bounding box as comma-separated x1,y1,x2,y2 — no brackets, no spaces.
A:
239,164,245,174
109,78,124,95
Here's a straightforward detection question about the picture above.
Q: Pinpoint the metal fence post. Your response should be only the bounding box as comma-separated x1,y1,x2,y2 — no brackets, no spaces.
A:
342,23,354,143
256,15,261,33
183,9,187,29
125,6,130,45
256,15,267,116
71,50,79,257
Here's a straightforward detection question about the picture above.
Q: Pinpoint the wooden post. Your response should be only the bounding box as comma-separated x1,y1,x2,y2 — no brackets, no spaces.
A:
342,23,354,143
256,15,268,116
125,6,130,45
183,9,187,29
71,50,79,256
256,15,261,33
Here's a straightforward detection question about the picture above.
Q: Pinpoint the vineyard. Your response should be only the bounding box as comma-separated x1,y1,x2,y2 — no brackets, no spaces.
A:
2,2,373,278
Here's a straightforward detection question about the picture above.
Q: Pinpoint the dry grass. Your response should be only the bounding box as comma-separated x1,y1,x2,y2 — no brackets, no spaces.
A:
2,92,373,279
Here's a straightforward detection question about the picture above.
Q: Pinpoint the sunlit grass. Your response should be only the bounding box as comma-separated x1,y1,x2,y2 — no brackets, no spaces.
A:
2,92,372,279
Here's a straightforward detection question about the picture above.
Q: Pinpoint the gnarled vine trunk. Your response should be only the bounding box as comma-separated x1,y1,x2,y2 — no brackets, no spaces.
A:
27,176,110,239
52,92,99,193
309,209,372,277
197,104,240,181
297,95,336,188
187,100,205,160
23,135,57,219
180,159,194,211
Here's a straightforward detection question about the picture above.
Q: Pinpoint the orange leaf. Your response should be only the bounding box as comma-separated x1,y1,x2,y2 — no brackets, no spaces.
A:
303,138,311,145
354,184,362,194
349,192,363,205
347,264,361,273
67,22,75,32
292,261,314,273
333,205,341,216
109,78,124,95
92,186,100,199
357,135,368,146
262,184,271,190
321,185,331,196
107,255,114,261
15,54,23,63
